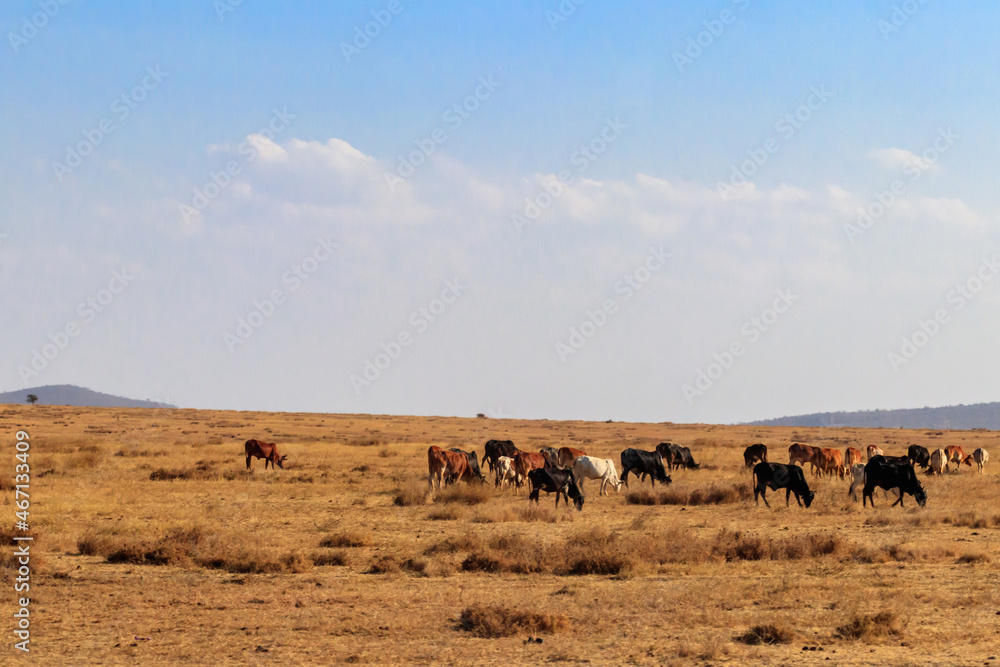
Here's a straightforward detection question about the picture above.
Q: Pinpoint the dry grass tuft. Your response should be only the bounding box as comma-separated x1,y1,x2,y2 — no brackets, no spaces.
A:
311,550,349,567
367,554,427,574
319,530,374,548
393,483,428,507
457,604,569,638
956,552,990,564
626,483,749,506
736,623,795,645
434,483,492,505
835,611,905,641
424,534,483,555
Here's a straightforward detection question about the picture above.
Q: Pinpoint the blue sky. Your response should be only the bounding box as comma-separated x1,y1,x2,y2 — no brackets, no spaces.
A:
3,0,999,423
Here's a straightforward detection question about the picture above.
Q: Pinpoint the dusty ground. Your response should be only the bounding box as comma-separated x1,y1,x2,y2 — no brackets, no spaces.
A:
2,404,999,665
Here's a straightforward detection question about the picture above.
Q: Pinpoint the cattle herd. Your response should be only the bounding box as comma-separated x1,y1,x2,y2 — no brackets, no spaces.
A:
244,437,990,512
419,439,991,512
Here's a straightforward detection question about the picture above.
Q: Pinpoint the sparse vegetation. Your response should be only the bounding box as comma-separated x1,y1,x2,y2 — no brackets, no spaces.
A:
457,605,569,638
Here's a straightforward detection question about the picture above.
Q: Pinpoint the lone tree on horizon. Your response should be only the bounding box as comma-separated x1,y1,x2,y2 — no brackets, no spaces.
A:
26,394,38,405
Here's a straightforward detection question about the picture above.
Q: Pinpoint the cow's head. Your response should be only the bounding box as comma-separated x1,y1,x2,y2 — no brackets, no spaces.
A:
802,489,816,508
914,487,927,507
566,475,585,511
276,454,287,469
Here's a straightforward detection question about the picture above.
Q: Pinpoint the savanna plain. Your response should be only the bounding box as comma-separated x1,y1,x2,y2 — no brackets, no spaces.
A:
2,404,999,666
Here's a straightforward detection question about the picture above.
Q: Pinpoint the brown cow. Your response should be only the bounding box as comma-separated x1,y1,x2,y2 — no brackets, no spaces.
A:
513,451,548,490
245,439,287,471
844,447,863,469
557,446,586,468
818,448,845,479
427,445,473,491
788,444,821,475
945,445,968,470
866,445,883,461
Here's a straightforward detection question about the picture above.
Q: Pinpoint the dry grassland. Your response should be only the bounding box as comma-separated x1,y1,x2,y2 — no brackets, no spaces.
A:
2,404,999,665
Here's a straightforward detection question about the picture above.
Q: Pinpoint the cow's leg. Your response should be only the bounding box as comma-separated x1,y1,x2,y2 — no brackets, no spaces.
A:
758,487,770,508
793,491,803,507
246,455,252,471
892,493,904,508
785,488,792,506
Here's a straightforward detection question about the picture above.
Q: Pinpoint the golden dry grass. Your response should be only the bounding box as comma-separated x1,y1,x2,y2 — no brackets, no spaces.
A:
1,404,999,665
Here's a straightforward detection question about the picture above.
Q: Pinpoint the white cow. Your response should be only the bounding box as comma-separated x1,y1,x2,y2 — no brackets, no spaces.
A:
849,462,899,502
495,456,516,489
930,448,947,475
573,456,622,496
971,448,989,474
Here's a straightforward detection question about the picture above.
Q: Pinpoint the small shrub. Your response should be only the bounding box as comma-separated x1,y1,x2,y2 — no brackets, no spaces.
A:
311,550,349,567
427,506,464,521
956,552,990,564
319,530,373,548
367,555,426,574
835,611,905,641
736,623,795,645
625,490,657,506
424,535,483,555
393,485,428,507
458,605,569,638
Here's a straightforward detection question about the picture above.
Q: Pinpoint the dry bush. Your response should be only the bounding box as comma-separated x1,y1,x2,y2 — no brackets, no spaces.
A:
736,623,795,645
347,436,384,447
713,530,846,562
320,530,373,548
149,461,216,481
626,483,749,506
625,490,658,506
424,534,483,555
311,550,349,567
434,484,492,505
835,611,905,641
458,604,569,638
367,555,426,574
956,552,990,564
518,505,561,523
393,483,428,507
470,506,518,523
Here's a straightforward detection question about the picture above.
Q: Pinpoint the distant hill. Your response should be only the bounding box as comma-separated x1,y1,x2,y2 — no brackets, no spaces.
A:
0,384,176,409
747,402,1000,430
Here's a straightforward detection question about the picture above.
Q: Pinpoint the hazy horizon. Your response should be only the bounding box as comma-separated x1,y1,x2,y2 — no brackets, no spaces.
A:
5,1,999,424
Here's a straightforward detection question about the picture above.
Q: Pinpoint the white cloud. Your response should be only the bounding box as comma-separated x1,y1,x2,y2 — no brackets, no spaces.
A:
868,147,942,174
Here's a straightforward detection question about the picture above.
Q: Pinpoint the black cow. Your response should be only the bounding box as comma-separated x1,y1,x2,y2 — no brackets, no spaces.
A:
752,462,815,508
907,444,931,470
483,439,517,473
743,444,768,468
448,448,486,484
527,468,584,510
863,457,927,508
620,448,671,488
656,442,700,471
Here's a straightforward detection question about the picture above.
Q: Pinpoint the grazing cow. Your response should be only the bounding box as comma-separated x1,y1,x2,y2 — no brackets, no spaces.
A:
539,447,561,468
929,448,947,475
743,444,768,468
428,446,475,491
866,445,883,461
572,456,622,496
483,439,518,474
527,468,584,510
945,445,968,471
752,462,815,508
656,443,700,471
787,443,821,474
863,456,927,508
620,448,671,488
848,462,899,502
557,446,587,468
907,444,931,470
495,456,516,488
818,448,845,479
449,448,486,484
969,448,989,474
844,447,863,469
513,451,549,488
245,439,287,471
